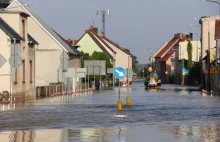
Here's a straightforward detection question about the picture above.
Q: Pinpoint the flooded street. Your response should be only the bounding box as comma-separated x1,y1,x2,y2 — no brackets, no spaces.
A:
1,82,220,142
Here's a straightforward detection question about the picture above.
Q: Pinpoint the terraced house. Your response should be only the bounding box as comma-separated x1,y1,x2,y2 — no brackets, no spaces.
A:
7,0,81,94
0,10,37,101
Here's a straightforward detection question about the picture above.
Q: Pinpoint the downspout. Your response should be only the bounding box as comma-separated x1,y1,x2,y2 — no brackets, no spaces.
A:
34,43,39,101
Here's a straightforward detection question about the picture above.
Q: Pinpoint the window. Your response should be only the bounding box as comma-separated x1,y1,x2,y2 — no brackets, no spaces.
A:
30,60,33,83
22,60,25,83
14,69,18,84
22,20,25,40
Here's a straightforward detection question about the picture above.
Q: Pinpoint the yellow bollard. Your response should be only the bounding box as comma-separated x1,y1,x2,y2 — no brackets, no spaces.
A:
126,96,131,106
117,99,122,111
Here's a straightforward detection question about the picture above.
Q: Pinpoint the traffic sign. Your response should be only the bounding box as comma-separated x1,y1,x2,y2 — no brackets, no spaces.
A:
210,66,217,74
182,68,186,72
9,55,22,68
0,54,6,68
114,67,126,79
107,68,113,74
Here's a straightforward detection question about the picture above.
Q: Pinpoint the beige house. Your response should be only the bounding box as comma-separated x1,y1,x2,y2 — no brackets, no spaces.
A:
200,16,219,60
153,42,168,73
7,0,81,92
175,40,201,84
75,26,132,83
0,11,38,101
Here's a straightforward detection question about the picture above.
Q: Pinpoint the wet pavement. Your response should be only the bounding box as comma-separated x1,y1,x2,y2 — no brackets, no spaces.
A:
1,82,220,141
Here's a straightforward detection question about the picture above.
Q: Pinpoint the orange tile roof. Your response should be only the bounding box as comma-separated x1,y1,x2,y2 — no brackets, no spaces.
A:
159,49,175,62
155,37,179,58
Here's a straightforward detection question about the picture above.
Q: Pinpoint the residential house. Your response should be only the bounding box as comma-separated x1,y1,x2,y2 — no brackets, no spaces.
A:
7,0,81,92
175,40,201,85
75,26,132,84
199,16,219,90
152,42,168,74
154,33,188,84
0,11,38,101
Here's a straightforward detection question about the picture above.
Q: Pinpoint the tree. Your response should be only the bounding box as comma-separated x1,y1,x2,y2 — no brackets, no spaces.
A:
187,41,193,69
0,0,10,3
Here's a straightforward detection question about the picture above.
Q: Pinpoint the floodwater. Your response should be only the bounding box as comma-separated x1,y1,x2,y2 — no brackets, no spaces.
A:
1,82,220,142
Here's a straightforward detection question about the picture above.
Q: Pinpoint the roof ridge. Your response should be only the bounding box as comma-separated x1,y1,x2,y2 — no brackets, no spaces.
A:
9,0,79,54
90,30,116,54
101,36,131,55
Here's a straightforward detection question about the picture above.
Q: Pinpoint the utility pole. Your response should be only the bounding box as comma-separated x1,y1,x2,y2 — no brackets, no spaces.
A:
97,9,110,36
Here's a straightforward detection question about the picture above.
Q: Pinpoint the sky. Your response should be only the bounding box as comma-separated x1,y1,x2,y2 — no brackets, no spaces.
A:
21,0,217,64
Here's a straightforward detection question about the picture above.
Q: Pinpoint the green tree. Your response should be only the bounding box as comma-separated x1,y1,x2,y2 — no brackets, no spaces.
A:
0,0,10,3
187,41,193,69
80,51,90,67
80,51,112,68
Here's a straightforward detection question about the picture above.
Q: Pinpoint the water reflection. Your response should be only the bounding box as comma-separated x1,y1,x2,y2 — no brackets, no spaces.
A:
1,124,220,142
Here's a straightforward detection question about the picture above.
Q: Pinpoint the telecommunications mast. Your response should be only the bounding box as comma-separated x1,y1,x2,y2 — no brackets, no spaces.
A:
96,9,110,36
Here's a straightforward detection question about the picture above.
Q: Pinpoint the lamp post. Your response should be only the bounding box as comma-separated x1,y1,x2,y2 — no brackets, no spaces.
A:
201,0,220,16
144,47,152,66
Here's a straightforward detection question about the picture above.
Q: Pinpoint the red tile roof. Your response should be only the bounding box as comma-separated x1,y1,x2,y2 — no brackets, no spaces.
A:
159,49,175,62
101,36,131,55
74,26,117,59
155,37,179,58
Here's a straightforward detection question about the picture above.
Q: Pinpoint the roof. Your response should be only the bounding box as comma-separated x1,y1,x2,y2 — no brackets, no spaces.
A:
101,36,131,56
159,49,175,62
0,17,22,40
75,26,117,59
53,30,81,55
8,0,79,55
28,33,38,45
155,37,180,58
87,32,114,59
0,10,30,17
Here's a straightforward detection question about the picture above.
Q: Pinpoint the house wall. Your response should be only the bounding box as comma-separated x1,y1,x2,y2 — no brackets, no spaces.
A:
0,30,11,94
178,41,201,62
9,1,80,93
103,39,133,82
77,33,102,55
201,16,219,59
0,13,35,101
153,42,168,75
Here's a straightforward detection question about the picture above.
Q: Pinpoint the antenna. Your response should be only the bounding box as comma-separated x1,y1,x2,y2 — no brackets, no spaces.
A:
97,9,110,36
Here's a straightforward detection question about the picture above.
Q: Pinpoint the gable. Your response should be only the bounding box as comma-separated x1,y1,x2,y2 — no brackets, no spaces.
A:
76,33,113,59
77,33,103,55
7,0,79,55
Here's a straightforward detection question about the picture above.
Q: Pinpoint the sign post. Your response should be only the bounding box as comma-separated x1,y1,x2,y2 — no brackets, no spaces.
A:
59,50,69,94
9,41,22,105
114,67,126,111
84,60,106,91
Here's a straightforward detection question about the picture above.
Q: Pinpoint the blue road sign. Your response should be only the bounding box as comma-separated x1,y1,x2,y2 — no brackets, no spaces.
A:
182,68,186,72
114,67,126,79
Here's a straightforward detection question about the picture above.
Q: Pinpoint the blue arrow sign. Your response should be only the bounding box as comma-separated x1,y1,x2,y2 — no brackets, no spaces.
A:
114,67,126,79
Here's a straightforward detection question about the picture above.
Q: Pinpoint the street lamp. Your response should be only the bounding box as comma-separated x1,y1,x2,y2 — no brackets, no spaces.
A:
201,0,220,16
144,47,152,66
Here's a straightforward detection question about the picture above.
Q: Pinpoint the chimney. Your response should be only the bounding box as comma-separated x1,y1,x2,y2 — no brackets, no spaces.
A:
101,31,105,36
93,27,98,34
189,33,193,40
73,40,78,45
